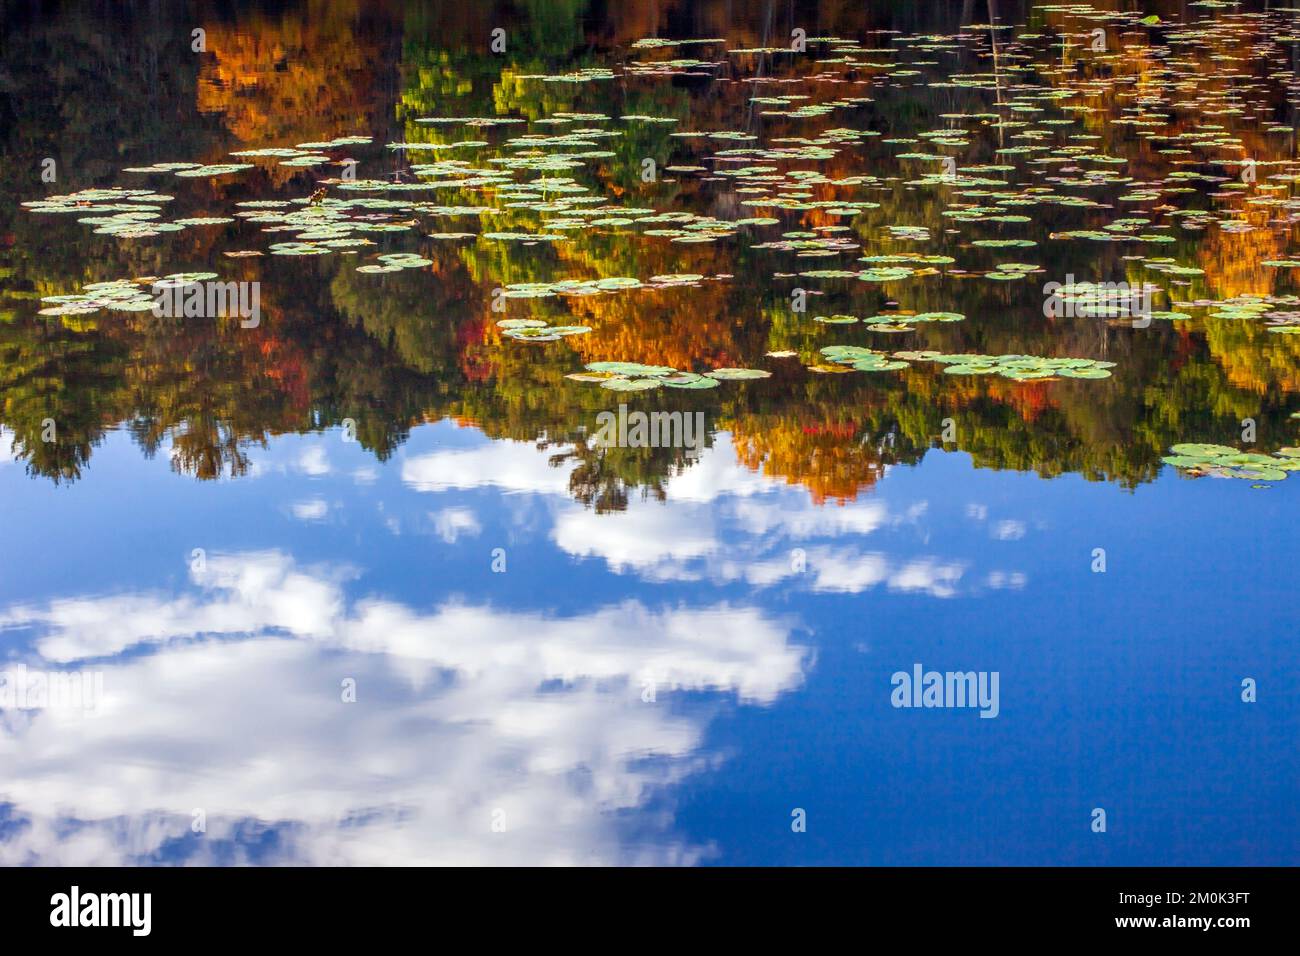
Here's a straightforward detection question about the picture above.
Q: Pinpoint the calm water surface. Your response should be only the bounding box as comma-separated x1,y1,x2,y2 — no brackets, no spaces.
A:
0,0,1297,865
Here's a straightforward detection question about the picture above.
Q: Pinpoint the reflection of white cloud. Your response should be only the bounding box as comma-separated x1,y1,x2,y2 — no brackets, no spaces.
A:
0,638,708,866
401,427,986,598
3,552,804,702
658,542,965,597
543,436,904,581
553,505,715,575
403,440,575,495
0,548,806,697
740,548,964,597
431,507,481,543
0,552,346,662
732,553,803,588
729,497,888,538
548,484,968,597
0,427,14,467
0,551,807,865
987,571,1027,590
291,499,329,521
343,600,801,702
352,466,378,485
296,445,332,477
888,559,964,597
402,434,777,504
992,520,1026,541
658,435,775,502
804,550,891,593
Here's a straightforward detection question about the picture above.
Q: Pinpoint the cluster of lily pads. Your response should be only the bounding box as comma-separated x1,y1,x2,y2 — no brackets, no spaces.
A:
122,137,370,177
814,311,964,332
21,1,1300,432
799,266,920,282
984,262,1043,282
517,67,616,84
815,347,908,373
16,13,1272,301
139,162,254,178
925,354,1115,379
1163,444,1300,482
22,185,236,238
814,346,1115,380
357,253,432,274
497,319,591,342
1160,295,1300,333
500,274,707,300
38,278,156,317
35,273,219,318
566,362,771,391
21,187,181,238
239,197,418,256
1046,281,1165,319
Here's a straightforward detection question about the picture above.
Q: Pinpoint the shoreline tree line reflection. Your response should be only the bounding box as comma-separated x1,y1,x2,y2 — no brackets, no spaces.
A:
2,0,1298,503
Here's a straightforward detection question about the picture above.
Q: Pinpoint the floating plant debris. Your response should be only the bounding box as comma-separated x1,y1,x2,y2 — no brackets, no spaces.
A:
356,253,432,273
174,163,255,178
498,319,591,342
817,347,1115,380
37,278,157,317
35,273,228,319
567,362,771,390
1163,444,1300,482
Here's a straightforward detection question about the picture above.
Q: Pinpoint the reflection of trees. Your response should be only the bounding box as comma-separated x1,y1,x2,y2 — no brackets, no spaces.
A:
2,0,1299,504
0,318,128,484
0,1,220,299
557,439,694,514
197,0,399,161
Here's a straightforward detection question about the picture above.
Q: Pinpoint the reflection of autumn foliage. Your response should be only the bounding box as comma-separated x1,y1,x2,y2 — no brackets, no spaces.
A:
196,0,394,153
722,370,979,503
257,332,311,411
1194,213,1289,300
120,310,310,479
7,0,1300,495
990,378,1056,423
1203,320,1300,396
729,409,886,504
568,278,744,371
457,313,494,383
1034,6,1300,404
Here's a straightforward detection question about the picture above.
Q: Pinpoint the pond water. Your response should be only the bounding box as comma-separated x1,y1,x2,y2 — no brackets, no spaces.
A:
0,0,1297,865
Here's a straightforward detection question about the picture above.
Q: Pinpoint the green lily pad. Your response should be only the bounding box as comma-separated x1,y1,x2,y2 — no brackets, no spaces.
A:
600,377,663,391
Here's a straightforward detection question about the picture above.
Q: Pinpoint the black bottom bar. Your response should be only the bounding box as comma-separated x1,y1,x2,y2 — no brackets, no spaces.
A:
0,867,1284,940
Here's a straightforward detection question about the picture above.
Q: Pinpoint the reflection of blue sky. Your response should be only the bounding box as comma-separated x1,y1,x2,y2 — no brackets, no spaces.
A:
1,421,1297,864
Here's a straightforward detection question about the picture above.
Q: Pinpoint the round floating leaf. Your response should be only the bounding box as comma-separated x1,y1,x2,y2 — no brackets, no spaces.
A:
1170,443,1238,457
600,377,663,391
586,361,676,377
662,373,721,389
